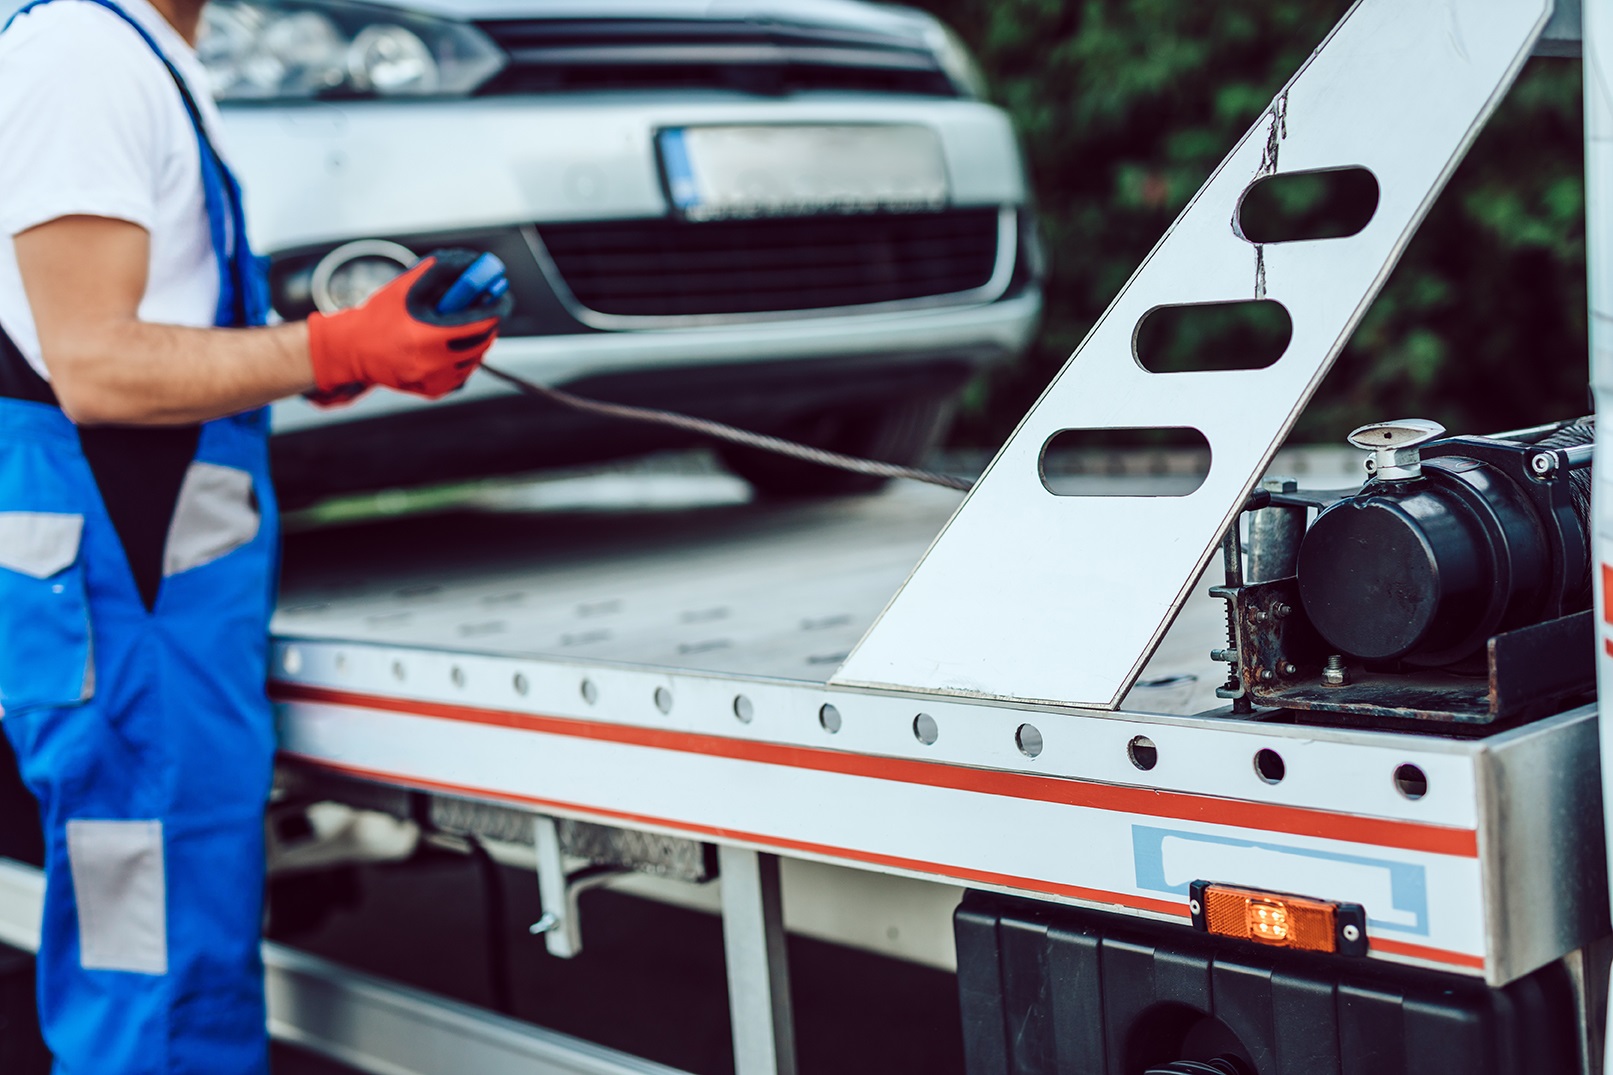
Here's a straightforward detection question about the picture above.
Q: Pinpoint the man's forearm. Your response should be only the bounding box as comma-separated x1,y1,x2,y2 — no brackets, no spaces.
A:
45,318,314,427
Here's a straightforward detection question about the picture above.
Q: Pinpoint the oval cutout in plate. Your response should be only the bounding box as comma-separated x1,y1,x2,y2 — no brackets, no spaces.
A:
1040,427,1210,497
1238,166,1379,244
1134,299,1291,373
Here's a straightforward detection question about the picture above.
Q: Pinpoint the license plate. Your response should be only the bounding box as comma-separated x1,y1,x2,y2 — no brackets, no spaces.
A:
658,125,950,221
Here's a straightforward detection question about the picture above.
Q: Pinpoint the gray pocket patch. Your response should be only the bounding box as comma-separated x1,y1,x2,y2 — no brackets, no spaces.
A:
0,512,83,579
164,463,260,578
66,819,167,975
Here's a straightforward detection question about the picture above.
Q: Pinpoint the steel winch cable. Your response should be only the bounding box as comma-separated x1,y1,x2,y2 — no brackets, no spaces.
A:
481,364,977,492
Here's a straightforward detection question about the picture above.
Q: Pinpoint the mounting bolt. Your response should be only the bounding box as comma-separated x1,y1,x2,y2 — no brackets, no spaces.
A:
1273,603,1293,619
1341,924,1362,943
1530,451,1559,478
1211,648,1239,664
1322,655,1349,687
1259,668,1275,683
1280,662,1298,677
529,912,560,936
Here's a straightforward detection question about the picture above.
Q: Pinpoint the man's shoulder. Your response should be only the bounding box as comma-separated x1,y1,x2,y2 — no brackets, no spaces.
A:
2,1,166,74
0,2,173,114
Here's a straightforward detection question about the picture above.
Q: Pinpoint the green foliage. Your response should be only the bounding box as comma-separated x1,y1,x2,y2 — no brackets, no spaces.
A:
907,0,1588,445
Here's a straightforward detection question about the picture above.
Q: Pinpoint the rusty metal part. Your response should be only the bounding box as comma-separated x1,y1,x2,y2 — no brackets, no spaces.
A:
1227,579,1595,726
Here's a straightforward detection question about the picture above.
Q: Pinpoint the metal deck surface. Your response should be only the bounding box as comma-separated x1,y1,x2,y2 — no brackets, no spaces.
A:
274,463,1234,714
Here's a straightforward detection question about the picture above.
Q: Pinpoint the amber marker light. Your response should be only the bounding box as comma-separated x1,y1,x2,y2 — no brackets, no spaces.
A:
1188,880,1369,957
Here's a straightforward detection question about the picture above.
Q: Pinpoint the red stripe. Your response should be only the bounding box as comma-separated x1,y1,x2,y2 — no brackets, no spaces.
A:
282,751,1485,973
272,683,1478,857
282,752,1190,918
1371,936,1486,970
1603,564,1613,624
1604,638,1613,659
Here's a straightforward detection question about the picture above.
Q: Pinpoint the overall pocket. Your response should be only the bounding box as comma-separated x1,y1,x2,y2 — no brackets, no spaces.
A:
0,511,92,716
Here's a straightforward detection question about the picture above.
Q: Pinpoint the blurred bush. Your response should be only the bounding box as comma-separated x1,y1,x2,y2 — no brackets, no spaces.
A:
908,0,1587,446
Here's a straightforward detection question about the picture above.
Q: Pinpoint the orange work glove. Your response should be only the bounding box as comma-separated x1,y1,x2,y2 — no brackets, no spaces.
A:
306,249,514,404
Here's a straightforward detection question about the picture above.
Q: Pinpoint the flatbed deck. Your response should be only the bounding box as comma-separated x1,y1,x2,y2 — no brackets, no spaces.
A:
276,466,1224,712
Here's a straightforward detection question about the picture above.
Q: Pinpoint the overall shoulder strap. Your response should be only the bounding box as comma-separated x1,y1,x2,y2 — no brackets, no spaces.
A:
4,0,264,329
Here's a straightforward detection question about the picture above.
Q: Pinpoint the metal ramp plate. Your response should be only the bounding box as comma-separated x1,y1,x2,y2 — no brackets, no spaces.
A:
833,0,1553,708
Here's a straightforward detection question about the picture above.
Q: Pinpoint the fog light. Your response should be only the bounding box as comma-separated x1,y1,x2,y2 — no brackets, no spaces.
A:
1189,881,1367,956
310,240,417,314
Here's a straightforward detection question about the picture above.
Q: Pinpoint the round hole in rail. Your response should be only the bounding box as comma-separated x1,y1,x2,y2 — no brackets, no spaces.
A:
391,660,406,682
1040,427,1210,497
654,687,674,715
513,673,530,697
334,652,348,673
1254,748,1285,784
281,647,302,676
819,704,842,735
1133,299,1291,374
1128,735,1158,771
450,665,466,688
1394,763,1429,800
734,695,755,723
580,678,598,705
1015,723,1044,759
913,713,939,746
1236,166,1380,244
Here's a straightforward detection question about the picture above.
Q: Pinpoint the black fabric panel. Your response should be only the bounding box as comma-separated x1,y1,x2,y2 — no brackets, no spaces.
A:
0,325,198,611
76,424,200,610
0,327,57,406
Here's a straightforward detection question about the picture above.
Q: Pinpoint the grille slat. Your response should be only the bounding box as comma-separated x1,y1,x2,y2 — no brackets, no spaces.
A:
477,18,956,98
539,209,1002,318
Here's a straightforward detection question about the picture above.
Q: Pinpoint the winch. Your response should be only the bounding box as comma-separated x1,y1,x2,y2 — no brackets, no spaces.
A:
1214,416,1596,725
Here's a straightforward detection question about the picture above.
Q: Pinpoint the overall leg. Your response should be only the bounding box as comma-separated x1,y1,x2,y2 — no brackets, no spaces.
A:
0,405,277,1075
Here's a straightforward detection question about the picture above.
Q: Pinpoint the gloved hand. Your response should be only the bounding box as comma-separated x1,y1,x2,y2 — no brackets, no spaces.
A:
306,249,515,404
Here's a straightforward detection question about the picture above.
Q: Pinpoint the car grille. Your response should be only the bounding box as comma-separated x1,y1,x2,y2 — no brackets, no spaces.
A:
475,18,956,97
535,208,1004,319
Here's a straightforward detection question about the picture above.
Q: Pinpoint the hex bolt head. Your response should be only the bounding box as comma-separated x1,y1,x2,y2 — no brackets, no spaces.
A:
1211,648,1239,664
1322,655,1349,686
1259,668,1275,683
1280,662,1298,677
1273,603,1293,619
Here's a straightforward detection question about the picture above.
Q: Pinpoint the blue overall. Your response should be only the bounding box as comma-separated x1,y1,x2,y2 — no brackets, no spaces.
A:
0,3,277,1071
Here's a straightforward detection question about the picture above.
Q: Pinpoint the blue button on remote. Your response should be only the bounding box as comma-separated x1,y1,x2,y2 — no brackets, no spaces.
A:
436,253,510,316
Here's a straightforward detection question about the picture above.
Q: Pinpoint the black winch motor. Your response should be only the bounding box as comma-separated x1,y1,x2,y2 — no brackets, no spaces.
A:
1294,417,1593,669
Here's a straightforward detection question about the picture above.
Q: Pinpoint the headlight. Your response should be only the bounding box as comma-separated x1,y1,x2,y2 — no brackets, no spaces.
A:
925,22,987,100
199,0,506,102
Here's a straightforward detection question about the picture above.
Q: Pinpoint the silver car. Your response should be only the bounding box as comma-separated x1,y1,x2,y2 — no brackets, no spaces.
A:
204,0,1043,500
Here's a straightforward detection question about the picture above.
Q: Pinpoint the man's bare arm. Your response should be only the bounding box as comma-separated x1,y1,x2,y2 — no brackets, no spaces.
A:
16,214,314,426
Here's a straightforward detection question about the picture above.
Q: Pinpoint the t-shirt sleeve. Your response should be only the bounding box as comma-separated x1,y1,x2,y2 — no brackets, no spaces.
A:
0,8,168,238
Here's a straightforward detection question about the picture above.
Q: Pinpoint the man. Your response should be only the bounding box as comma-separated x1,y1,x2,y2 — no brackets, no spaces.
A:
0,0,511,1071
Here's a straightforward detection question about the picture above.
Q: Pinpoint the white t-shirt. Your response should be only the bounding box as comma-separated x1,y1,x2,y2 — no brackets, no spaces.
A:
0,0,232,378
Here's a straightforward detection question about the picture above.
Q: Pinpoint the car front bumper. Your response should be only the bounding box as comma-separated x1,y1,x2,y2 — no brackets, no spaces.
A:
272,289,1041,434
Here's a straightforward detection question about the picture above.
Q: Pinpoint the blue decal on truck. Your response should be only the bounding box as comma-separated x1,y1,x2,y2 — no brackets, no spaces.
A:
1132,826,1430,936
